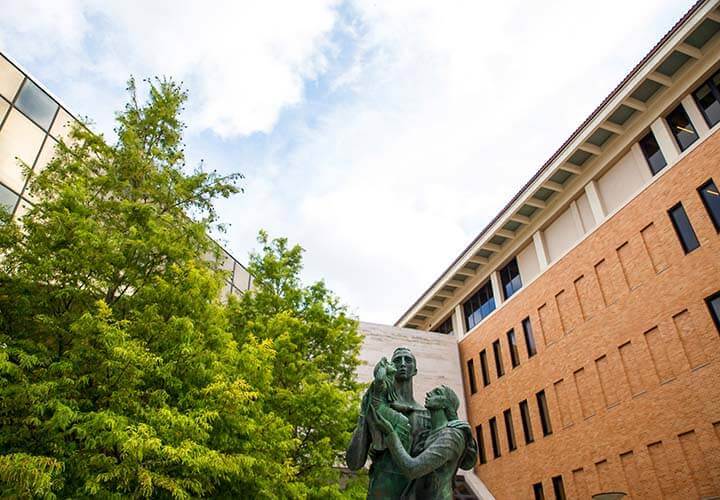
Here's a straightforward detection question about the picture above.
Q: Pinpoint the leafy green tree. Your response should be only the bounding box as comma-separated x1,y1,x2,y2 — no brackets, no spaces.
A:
0,78,302,498
228,232,363,498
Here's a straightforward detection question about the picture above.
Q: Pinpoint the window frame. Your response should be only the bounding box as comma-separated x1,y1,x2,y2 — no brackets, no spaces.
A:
698,178,720,232
665,103,699,152
692,68,720,127
706,290,720,334
668,202,700,254
552,475,567,500
466,358,478,395
536,390,553,436
507,328,520,368
503,408,517,452
519,399,535,444
638,130,667,175
479,349,491,387
489,416,501,458
433,315,454,335
492,339,505,378
475,424,487,464
463,280,496,331
499,257,523,300
523,317,538,358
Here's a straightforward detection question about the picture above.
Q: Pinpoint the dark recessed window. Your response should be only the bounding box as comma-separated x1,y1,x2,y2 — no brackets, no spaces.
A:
492,339,505,378
15,79,58,130
519,399,534,444
499,257,523,300
638,131,667,175
467,358,477,395
706,291,720,334
463,280,496,331
533,482,545,500
507,329,520,368
480,350,491,387
475,424,487,464
503,408,517,452
693,70,720,127
698,179,720,232
489,417,501,458
433,316,454,335
666,104,699,151
552,475,567,500
536,390,553,436
522,317,538,358
0,183,18,214
668,203,700,253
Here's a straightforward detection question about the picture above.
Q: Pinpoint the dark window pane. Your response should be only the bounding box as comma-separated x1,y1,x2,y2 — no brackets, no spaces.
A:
638,131,667,175
668,203,700,253
536,390,553,436
706,291,720,334
503,408,517,451
507,329,520,368
475,425,487,464
480,350,491,386
15,79,58,130
693,81,720,127
467,359,477,395
698,179,720,232
552,476,566,500
533,482,545,500
463,280,496,330
500,257,523,300
0,183,18,214
489,417,501,458
433,316,454,335
492,339,505,378
666,104,699,151
523,317,537,357
520,400,534,444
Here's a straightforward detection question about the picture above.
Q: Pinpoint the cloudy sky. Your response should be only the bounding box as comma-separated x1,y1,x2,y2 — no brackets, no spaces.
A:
0,0,693,324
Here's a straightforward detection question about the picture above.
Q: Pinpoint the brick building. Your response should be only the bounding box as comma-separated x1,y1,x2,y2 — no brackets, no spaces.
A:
396,1,720,498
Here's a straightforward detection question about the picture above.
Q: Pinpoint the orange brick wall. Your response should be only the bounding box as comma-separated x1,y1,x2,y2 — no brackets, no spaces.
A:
459,130,720,499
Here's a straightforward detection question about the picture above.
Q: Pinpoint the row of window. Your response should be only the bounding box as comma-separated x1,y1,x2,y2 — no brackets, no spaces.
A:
668,177,720,255
461,257,523,332
466,316,537,394
533,475,566,500
475,389,553,465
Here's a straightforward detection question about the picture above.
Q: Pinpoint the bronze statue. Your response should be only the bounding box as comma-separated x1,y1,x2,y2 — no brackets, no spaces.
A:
346,347,477,499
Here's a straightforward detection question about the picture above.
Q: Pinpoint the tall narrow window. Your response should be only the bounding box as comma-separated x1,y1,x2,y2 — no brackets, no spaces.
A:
433,316,454,335
668,203,700,253
475,424,487,464
536,390,553,436
479,350,491,386
533,482,545,500
463,280,496,331
706,291,720,334
552,475,566,500
489,417,501,458
519,399,534,444
467,359,477,395
507,329,520,368
492,339,505,378
666,104,699,151
638,131,667,175
499,257,523,299
503,408,517,452
698,179,720,232
522,317,537,357
693,69,720,127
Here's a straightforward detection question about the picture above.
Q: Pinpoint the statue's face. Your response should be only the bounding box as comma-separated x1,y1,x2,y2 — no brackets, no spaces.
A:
424,387,445,410
392,350,417,381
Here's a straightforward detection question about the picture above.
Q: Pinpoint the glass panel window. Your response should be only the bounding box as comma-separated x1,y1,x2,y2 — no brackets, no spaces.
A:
522,317,538,357
499,257,523,300
533,482,545,500
466,359,477,395
433,316,454,335
507,329,520,368
492,339,505,378
0,182,18,213
638,131,667,175
463,280,496,331
668,203,700,254
552,476,567,500
489,417,501,458
15,80,58,130
480,350,491,386
706,291,720,334
698,179,720,232
503,408,517,451
475,425,487,464
666,104,699,151
693,81,720,127
536,390,553,436
520,400,534,444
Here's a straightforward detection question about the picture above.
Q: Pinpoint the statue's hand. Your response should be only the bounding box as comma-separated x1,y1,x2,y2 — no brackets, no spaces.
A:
369,405,393,435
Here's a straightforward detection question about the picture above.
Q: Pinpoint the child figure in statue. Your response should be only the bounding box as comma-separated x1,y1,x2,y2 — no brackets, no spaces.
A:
367,357,411,453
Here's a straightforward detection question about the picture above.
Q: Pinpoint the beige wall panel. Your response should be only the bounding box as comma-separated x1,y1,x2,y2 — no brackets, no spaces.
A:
516,242,540,285
0,99,9,122
0,56,23,102
544,205,580,263
232,263,252,291
50,108,76,143
597,149,645,216
0,110,45,193
576,192,596,232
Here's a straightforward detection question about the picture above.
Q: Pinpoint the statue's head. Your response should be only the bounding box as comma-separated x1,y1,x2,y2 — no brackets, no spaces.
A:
391,347,417,381
424,385,460,420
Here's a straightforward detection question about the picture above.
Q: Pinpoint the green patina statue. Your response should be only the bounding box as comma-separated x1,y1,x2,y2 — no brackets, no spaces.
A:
346,347,477,499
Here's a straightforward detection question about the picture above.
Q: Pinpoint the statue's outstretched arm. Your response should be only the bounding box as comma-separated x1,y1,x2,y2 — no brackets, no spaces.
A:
346,391,372,470
385,430,458,479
